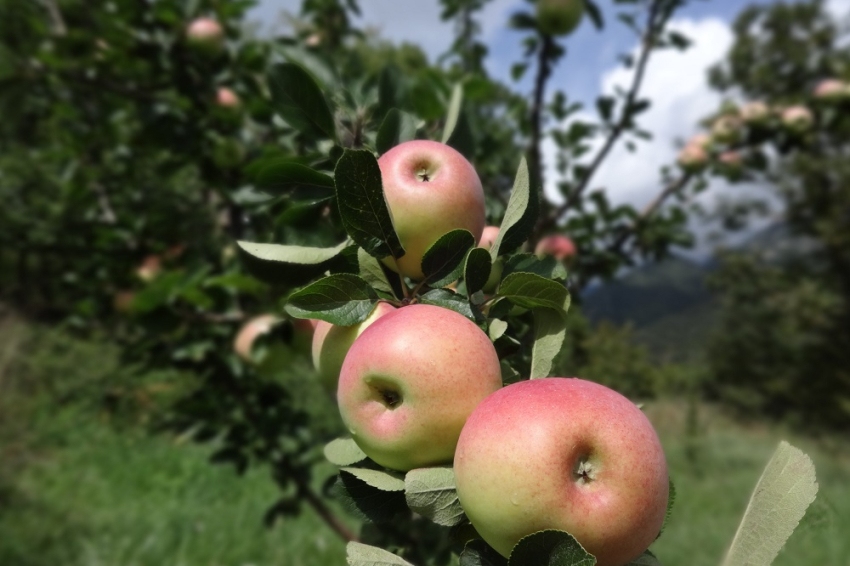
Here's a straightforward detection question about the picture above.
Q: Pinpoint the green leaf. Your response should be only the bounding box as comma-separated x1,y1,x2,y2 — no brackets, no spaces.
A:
441,83,463,143
334,471,408,524
357,248,395,296
446,107,475,158
489,319,508,341
237,241,352,286
346,542,415,566
461,539,509,566
404,466,465,527
491,158,538,258
530,308,566,379
341,467,405,492
503,254,568,282
284,273,378,326
721,441,818,566
254,159,334,199
324,438,367,466
508,530,595,566
421,230,475,287
497,272,570,314
335,149,405,260
659,478,675,538
376,109,418,155
267,63,336,139
625,551,661,565
464,247,493,295
418,289,478,321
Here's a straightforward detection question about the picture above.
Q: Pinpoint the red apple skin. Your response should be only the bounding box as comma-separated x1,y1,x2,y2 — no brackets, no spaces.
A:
216,87,241,110
186,17,224,52
234,314,280,362
479,225,500,250
312,302,396,392
535,234,577,261
337,304,502,471
378,140,486,280
454,378,669,566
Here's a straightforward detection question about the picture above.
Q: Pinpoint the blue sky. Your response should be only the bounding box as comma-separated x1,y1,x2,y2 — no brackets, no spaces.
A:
248,0,849,254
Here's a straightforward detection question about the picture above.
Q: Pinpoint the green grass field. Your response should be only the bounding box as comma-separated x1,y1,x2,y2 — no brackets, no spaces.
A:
1,324,847,566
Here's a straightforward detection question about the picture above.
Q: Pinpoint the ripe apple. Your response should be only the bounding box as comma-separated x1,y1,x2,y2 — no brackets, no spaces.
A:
378,140,486,280
710,115,741,144
186,17,224,53
312,302,396,393
454,378,669,566
739,101,769,124
535,234,577,262
216,87,241,110
337,304,502,471
813,78,848,100
135,254,162,282
677,143,708,172
536,0,585,37
477,225,504,293
781,105,814,132
235,314,317,364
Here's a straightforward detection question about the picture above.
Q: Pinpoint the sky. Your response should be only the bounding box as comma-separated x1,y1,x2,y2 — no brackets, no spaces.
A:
247,0,850,257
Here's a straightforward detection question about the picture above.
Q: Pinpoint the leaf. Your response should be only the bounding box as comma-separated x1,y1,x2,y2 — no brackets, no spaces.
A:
489,319,508,341
334,471,408,524
508,530,595,566
418,288,478,321
267,63,336,139
404,466,465,527
503,254,568,282
324,438,367,466
335,149,405,260
464,247,493,295
496,272,570,314
461,539,509,566
421,230,475,287
341,467,405,492
376,109,418,155
721,441,818,566
253,159,335,199
358,247,395,296
236,240,352,286
284,273,378,326
346,542,415,566
584,0,605,31
530,308,566,378
659,478,675,538
491,158,538,258
625,551,661,565
441,83,463,143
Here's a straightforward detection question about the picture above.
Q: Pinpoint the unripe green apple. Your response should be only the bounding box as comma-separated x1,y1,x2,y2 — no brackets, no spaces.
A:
312,302,396,393
454,378,669,566
186,17,224,54
536,0,585,37
337,304,502,471
378,140,486,280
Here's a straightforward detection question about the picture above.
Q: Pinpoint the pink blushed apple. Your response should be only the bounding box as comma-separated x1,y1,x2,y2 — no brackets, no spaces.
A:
216,87,241,110
479,226,500,250
454,378,669,566
781,105,814,132
186,17,224,53
677,143,708,172
535,234,577,262
337,304,502,471
378,140,486,280
234,314,280,362
312,302,396,393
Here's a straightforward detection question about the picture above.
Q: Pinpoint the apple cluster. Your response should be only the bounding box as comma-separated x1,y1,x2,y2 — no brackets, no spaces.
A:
239,140,670,565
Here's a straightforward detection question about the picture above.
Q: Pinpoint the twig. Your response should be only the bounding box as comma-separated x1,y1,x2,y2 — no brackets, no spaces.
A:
39,0,67,36
529,35,555,196
295,475,360,542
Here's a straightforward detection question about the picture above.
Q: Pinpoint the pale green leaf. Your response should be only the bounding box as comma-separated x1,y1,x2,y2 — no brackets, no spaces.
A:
489,319,508,341
404,466,465,526
530,308,566,378
347,542,415,566
341,467,405,492
324,438,367,466
441,83,464,143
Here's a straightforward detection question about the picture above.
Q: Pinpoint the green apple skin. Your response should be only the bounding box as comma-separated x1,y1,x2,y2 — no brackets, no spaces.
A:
537,0,585,37
454,378,669,566
337,304,502,471
378,140,485,280
312,302,396,393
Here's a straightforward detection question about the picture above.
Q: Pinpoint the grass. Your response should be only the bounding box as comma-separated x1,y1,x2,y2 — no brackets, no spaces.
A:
2,319,847,566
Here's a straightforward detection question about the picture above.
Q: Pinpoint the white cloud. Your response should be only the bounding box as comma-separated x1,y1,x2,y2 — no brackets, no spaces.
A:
827,0,850,20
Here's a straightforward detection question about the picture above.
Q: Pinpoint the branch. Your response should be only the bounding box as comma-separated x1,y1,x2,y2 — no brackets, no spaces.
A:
39,0,67,36
528,35,555,194
295,475,360,543
536,0,665,237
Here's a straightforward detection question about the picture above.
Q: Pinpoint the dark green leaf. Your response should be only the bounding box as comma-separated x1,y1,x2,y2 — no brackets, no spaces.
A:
503,254,568,282
659,479,675,538
464,247,493,295
496,272,570,315
404,466,465,526
491,158,538,257
376,109,418,155
341,467,405,492
584,0,605,30
268,63,336,139
334,149,405,260
446,107,476,158
418,289,478,321
461,539,509,566
236,241,352,286
357,247,395,296
284,273,378,326
334,471,408,524
254,159,334,199
421,230,475,287
508,530,595,566
530,308,567,379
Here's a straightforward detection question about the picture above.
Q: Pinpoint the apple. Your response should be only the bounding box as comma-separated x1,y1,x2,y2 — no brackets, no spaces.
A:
739,101,769,124
216,87,241,110
378,140,486,280
135,254,162,282
454,378,669,566
479,225,500,251
781,105,814,132
477,225,504,293
676,143,708,172
536,0,585,37
535,234,577,262
687,133,711,150
709,115,741,144
337,304,502,471
186,17,224,53
813,78,848,100
312,302,396,393
234,314,281,362
113,290,136,313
